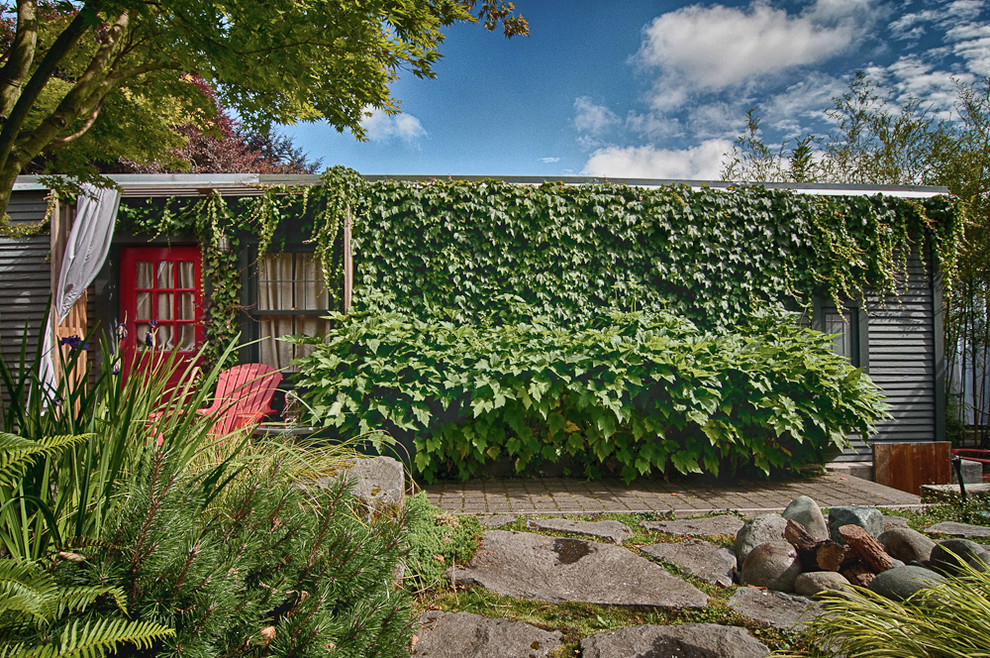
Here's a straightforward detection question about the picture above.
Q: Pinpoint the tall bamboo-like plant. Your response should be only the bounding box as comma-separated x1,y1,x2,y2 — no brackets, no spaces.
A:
0,317,245,561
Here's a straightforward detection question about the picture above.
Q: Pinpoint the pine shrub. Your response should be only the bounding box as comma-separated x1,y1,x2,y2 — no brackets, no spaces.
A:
53,453,413,657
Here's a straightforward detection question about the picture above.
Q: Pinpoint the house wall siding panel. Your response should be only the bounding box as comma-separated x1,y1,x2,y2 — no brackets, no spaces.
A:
838,250,938,461
0,192,51,390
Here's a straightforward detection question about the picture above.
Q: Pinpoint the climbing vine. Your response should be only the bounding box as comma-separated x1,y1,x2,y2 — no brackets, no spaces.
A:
116,171,965,357
351,180,965,328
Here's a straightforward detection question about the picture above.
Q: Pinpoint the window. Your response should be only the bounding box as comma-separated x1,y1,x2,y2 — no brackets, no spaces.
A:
252,252,332,370
821,306,863,368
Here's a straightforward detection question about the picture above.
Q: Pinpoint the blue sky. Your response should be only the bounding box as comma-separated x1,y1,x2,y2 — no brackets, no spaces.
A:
282,0,990,180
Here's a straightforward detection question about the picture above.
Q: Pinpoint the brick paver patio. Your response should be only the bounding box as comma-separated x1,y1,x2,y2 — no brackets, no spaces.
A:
421,472,921,516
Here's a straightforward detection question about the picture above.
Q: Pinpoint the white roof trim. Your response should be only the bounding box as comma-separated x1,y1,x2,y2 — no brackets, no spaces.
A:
13,174,950,199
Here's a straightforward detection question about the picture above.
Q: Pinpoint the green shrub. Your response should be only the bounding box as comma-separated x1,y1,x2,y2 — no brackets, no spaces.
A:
52,456,413,658
778,561,990,657
403,493,481,588
292,307,888,482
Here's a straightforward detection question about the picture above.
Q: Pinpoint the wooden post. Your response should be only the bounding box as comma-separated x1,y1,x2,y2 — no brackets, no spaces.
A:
49,200,87,405
873,442,952,494
343,207,353,313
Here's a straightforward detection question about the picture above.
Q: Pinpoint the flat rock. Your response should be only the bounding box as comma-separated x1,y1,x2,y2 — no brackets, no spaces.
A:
735,515,788,567
478,515,516,528
581,623,769,658
868,565,946,601
642,515,745,537
925,521,990,538
641,539,736,586
883,515,910,529
451,530,708,608
527,518,632,544
828,506,883,541
783,496,829,541
413,611,562,657
727,588,821,632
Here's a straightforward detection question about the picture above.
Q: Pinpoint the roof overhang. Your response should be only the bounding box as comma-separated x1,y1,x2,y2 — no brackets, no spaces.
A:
13,173,950,199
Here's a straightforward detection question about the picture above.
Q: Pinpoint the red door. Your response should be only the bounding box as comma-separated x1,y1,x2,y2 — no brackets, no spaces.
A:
120,246,205,386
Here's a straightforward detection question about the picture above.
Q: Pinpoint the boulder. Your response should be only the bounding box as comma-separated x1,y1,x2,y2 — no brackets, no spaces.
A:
929,539,990,576
828,506,883,541
450,530,708,608
782,496,829,540
735,514,789,567
413,611,563,657
641,539,736,587
727,588,821,632
883,515,910,530
868,565,946,601
643,515,745,537
527,518,632,544
581,623,770,658
794,571,850,598
878,527,936,563
337,456,405,510
740,541,802,593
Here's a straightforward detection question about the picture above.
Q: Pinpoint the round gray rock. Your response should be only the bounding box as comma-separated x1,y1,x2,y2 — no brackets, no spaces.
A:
878,527,936,563
828,506,884,541
929,538,990,576
527,518,632,544
735,514,789,567
925,521,990,538
740,541,802,592
727,588,821,632
868,565,946,601
581,623,770,658
413,611,563,657
794,571,850,598
451,530,708,608
642,515,745,537
641,539,736,587
883,515,910,530
783,496,829,541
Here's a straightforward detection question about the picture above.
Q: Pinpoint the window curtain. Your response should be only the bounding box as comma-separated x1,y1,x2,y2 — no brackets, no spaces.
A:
258,254,327,370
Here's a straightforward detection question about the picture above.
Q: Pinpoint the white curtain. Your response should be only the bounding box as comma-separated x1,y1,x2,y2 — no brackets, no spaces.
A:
39,184,120,395
258,254,328,369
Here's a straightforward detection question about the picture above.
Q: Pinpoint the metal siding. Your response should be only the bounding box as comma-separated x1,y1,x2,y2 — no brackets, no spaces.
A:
0,192,51,395
856,252,937,458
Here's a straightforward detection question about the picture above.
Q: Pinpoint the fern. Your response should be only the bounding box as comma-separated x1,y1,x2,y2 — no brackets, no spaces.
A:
0,433,87,489
0,560,173,658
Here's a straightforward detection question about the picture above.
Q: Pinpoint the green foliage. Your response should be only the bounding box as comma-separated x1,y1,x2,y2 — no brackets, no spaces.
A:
0,0,526,219
0,558,173,658
351,179,964,327
0,316,244,561
778,559,990,657
291,307,888,482
403,493,481,587
53,459,413,658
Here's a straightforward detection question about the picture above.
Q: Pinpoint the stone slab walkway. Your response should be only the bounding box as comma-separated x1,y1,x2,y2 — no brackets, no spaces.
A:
422,472,920,515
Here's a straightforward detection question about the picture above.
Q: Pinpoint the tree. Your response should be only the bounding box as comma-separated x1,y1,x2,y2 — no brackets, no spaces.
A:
0,0,527,219
723,73,990,440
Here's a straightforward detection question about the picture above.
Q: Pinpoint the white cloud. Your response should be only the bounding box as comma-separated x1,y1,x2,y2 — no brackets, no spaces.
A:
946,21,990,77
889,10,938,40
636,1,864,110
573,97,620,134
582,139,733,180
539,156,561,164
362,108,426,141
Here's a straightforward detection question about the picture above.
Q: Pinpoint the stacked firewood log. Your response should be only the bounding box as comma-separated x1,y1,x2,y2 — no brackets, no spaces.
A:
784,519,895,587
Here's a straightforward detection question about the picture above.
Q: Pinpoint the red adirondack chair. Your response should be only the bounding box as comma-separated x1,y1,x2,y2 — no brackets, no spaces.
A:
149,363,283,444
197,364,283,437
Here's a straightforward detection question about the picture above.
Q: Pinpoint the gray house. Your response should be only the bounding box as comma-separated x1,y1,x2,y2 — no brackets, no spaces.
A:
1,174,949,464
